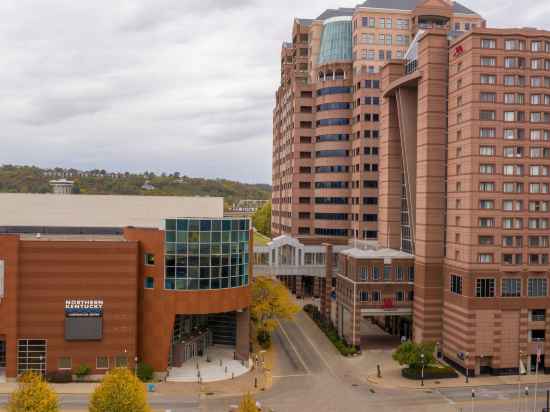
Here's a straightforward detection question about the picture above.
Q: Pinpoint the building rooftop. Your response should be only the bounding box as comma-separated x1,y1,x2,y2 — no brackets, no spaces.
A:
0,194,224,229
317,8,355,20
19,234,127,242
340,247,415,260
359,0,478,15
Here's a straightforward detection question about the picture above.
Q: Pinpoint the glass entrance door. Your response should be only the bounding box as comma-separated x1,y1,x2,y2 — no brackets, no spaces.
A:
17,340,47,376
0,340,5,368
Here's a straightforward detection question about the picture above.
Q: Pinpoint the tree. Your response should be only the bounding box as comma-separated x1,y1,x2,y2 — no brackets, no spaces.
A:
8,371,59,412
252,202,271,237
392,341,436,370
237,393,259,412
251,278,299,347
89,368,151,412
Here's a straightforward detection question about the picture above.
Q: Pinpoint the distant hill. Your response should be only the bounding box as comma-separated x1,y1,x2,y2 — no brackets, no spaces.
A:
0,165,271,208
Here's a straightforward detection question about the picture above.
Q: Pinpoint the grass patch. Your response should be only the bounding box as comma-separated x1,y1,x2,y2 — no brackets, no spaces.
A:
303,304,358,356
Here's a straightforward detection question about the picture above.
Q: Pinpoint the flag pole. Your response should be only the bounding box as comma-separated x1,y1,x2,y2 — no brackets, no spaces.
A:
533,344,542,412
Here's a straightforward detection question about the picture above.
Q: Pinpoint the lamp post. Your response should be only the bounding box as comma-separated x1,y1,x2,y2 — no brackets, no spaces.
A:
465,352,470,383
525,386,529,412
471,389,475,412
420,353,425,387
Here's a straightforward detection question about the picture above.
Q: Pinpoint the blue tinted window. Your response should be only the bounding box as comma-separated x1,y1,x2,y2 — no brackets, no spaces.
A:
145,277,154,289
163,218,250,291
316,118,350,127
316,87,352,96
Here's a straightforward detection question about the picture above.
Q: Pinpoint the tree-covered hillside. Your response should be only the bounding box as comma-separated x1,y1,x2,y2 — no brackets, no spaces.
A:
0,165,271,207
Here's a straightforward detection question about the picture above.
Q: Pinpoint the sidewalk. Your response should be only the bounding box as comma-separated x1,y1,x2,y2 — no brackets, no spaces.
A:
367,365,550,390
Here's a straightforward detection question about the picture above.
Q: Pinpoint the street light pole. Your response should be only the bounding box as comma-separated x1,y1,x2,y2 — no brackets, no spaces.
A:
465,352,470,383
420,353,425,387
471,389,475,412
525,386,529,412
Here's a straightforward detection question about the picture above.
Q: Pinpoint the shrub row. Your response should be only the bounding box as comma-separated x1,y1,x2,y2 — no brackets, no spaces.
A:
303,305,358,357
401,365,458,380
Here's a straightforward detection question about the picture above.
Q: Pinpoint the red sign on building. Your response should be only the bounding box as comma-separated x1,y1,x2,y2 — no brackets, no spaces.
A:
453,45,464,57
383,298,394,309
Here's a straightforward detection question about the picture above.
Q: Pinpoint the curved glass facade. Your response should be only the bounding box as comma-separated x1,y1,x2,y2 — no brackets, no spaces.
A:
164,218,250,291
318,19,353,65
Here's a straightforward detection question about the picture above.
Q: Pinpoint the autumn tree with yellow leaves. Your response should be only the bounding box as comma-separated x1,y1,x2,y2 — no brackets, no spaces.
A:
237,392,260,412
89,368,151,412
251,278,299,348
8,372,59,412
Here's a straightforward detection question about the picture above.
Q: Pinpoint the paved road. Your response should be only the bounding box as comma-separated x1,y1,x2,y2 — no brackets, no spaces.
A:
0,393,200,411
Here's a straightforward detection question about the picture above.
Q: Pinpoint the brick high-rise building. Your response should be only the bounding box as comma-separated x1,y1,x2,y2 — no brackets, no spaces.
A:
273,0,550,376
272,0,483,243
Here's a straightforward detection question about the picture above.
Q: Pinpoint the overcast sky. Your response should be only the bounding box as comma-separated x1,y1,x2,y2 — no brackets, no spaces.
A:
1,0,549,183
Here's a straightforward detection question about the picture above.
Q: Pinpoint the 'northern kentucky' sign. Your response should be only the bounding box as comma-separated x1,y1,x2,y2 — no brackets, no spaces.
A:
65,299,103,317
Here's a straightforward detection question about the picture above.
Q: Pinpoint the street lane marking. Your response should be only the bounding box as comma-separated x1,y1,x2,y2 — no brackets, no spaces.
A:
277,319,311,375
292,314,337,378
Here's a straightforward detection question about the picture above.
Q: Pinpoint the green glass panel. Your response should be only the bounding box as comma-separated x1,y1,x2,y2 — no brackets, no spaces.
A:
165,219,176,231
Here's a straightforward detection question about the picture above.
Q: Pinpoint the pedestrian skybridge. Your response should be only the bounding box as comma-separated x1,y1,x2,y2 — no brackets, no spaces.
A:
253,235,350,278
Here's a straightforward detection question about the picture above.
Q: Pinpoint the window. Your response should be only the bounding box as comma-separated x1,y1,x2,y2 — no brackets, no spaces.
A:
481,39,496,49
408,266,414,282
528,278,548,297
372,267,380,280
450,274,463,295
58,357,71,370
481,57,496,66
502,278,521,297
395,266,404,281
145,253,155,265
480,128,496,138
476,278,495,297
480,164,495,174
479,236,494,245
479,200,494,209
479,145,495,156
360,291,369,302
96,356,109,370
395,291,404,302
479,218,495,228
531,309,546,322
145,276,154,289
372,290,380,302
531,330,545,342
480,92,497,103
480,110,496,121
115,356,128,368
480,74,496,85
383,265,391,280
479,254,494,264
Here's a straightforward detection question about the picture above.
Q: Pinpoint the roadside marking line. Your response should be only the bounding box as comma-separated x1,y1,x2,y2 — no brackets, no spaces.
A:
277,319,311,375
434,389,455,405
272,374,309,378
292,314,337,378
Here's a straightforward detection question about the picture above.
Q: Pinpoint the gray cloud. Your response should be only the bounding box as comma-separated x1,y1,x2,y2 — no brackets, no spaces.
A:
1,0,549,183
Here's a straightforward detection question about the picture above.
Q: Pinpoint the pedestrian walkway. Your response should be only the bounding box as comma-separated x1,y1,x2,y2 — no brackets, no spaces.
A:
367,360,550,390
0,368,5,384
167,346,251,383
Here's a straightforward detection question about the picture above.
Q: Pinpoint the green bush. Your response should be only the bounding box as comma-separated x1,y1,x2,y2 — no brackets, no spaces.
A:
75,364,91,380
402,365,458,380
136,363,154,382
46,371,72,383
393,341,436,369
257,329,271,349
303,305,358,356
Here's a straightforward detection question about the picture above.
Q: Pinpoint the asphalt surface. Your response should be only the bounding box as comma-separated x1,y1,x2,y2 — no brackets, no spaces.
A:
0,393,200,411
